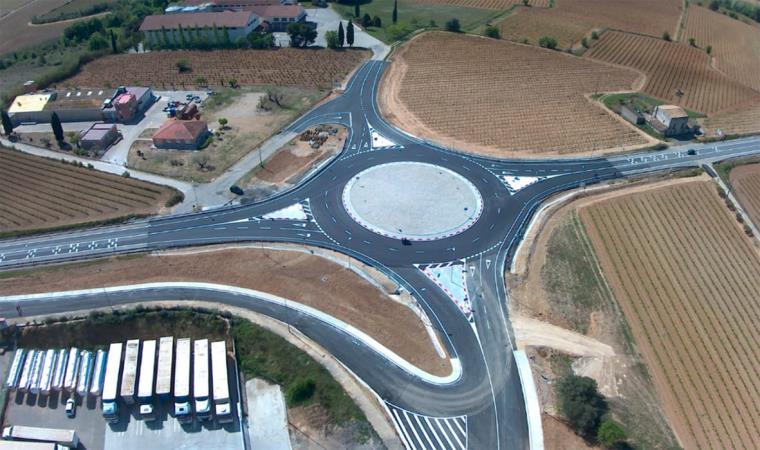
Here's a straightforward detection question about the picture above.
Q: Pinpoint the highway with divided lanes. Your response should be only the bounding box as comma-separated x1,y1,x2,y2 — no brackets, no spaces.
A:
2,59,760,450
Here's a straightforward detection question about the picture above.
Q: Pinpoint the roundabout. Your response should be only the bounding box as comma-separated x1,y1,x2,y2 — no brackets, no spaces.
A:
342,161,484,241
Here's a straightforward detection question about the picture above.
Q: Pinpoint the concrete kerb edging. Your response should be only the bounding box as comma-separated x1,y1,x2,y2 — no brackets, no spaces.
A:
514,351,544,450
1,282,462,386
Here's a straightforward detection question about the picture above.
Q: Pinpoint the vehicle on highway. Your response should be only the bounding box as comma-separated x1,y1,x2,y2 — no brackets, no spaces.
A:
687,148,697,155
229,185,244,196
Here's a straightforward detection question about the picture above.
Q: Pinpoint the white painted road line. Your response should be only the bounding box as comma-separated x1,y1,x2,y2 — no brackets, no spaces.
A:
385,401,467,450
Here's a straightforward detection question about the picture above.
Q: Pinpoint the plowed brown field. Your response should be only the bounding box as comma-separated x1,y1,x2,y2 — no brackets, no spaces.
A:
585,31,760,114
682,6,760,93
64,48,370,88
410,0,548,10
497,0,682,49
700,99,760,136
0,0,70,54
580,180,760,450
730,164,760,227
0,147,174,233
380,32,650,157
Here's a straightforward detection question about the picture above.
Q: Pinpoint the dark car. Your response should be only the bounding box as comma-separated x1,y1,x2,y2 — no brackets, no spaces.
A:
229,185,244,196
401,238,412,246
687,148,697,156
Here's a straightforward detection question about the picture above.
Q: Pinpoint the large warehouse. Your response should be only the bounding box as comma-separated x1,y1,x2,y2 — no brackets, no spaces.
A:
8,86,155,126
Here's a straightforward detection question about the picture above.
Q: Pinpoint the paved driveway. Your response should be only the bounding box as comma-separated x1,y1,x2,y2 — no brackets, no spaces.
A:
306,7,389,59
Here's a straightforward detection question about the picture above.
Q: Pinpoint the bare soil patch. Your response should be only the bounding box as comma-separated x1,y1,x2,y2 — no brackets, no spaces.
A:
0,246,451,376
542,414,599,450
0,0,70,54
498,0,682,49
380,32,649,158
64,48,370,89
0,146,175,235
580,179,760,450
585,30,760,114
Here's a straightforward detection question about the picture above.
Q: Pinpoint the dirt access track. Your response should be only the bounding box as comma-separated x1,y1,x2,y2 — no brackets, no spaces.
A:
379,32,653,158
0,245,451,376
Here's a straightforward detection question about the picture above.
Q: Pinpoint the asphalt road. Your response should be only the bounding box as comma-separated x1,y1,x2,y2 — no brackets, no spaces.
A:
2,59,760,450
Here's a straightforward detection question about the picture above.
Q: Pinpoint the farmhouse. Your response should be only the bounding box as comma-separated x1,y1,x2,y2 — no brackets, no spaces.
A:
140,11,260,45
152,119,210,150
650,104,690,136
249,4,306,31
8,87,155,126
79,123,120,151
173,0,289,11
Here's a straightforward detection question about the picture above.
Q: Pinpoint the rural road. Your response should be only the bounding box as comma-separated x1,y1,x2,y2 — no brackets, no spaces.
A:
2,59,760,450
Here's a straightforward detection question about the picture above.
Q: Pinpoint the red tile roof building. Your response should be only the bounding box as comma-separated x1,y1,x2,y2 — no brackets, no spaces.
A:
152,120,210,150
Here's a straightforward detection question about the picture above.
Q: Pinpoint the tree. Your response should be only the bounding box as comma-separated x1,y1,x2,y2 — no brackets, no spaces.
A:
218,117,228,129
484,24,500,39
538,35,558,49
373,16,382,27
88,32,108,51
581,37,588,48
195,76,208,86
556,375,608,438
50,112,64,144
325,30,340,49
522,0,529,4
392,0,398,24
591,30,599,40
1,110,13,136
688,37,696,46
286,23,317,47
597,419,627,448
338,21,345,47
662,30,671,41
347,20,355,46
110,30,117,53
229,78,238,87
706,45,713,55
709,0,720,11
176,58,191,73
445,18,461,32
354,0,360,17
362,13,372,27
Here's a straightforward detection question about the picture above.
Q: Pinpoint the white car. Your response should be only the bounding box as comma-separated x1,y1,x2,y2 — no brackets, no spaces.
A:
65,398,76,418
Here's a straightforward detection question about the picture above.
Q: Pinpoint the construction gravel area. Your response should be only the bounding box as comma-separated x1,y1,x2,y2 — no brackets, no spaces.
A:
0,246,451,376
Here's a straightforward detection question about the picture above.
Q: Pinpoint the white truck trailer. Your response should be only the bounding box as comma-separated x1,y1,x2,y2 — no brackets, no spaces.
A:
0,441,70,450
89,349,107,397
76,351,93,396
210,341,232,423
39,349,57,395
102,343,123,423
137,340,157,421
156,337,173,401
5,349,25,390
62,348,80,393
17,350,36,393
120,340,140,405
193,339,211,421
51,349,68,392
29,350,45,395
1,426,79,447
174,338,192,423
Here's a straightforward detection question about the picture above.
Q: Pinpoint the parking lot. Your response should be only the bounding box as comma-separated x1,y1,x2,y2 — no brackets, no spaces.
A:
5,389,106,450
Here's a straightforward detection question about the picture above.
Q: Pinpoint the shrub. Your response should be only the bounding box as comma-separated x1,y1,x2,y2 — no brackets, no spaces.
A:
176,58,191,73
581,37,588,48
709,0,720,10
165,191,185,208
386,23,412,40
361,13,372,28
662,31,671,41
688,37,696,46
597,419,627,447
484,25,500,39
445,18,461,32
556,375,608,438
325,30,340,49
538,36,558,49
706,45,712,55
591,30,599,40
373,16,382,27
286,377,316,405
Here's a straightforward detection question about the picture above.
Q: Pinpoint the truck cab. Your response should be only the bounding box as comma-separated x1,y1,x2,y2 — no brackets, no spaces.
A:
195,397,211,421
102,401,119,423
174,400,192,423
139,403,156,421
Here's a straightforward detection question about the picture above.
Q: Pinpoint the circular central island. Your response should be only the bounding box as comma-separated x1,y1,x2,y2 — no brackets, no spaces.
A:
342,162,483,241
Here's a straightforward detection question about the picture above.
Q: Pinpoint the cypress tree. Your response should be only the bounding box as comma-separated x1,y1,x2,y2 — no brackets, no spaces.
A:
51,112,64,144
354,0,360,17
110,30,117,53
392,0,398,24
347,20,354,46
1,110,13,136
338,21,345,47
